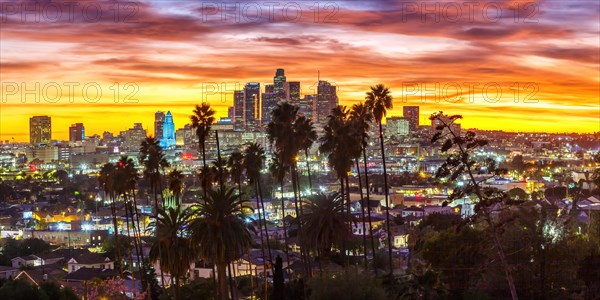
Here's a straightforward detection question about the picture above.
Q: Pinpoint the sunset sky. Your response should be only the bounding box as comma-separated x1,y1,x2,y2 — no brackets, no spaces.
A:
1,0,598,142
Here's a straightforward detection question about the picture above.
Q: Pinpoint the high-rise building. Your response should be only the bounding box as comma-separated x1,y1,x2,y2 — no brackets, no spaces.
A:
386,117,410,137
285,81,301,102
120,123,146,151
227,106,234,120
29,116,51,145
154,111,165,140
262,88,278,127
302,94,317,120
69,123,85,142
175,124,195,146
273,68,286,93
160,111,176,148
233,90,245,131
244,82,261,131
316,81,338,125
403,106,420,132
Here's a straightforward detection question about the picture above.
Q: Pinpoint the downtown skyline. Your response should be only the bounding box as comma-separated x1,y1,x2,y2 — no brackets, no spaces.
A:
1,0,599,141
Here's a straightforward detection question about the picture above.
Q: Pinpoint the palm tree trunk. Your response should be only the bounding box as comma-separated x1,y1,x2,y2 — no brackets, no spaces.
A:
378,121,393,275
217,262,229,300
345,175,352,267
200,136,207,168
123,195,136,295
304,149,313,191
291,167,309,277
130,191,147,293
355,158,368,270
109,192,123,275
279,180,290,266
257,181,274,266
174,274,181,300
254,183,267,283
363,149,377,275
339,178,347,266
153,182,166,288
227,263,235,300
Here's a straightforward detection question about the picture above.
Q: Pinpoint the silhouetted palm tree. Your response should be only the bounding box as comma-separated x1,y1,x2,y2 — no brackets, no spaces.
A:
350,103,376,270
114,156,143,292
243,143,273,266
227,150,245,194
139,136,170,208
269,154,290,264
294,116,317,190
190,103,216,167
189,187,253,300
148,204,195,300
198,164,218,195
98,163,122,274
267,102,310,274
168,169,184,205
365,84,394,274
299,192,353,273
212,156,229,189
319,106,358,265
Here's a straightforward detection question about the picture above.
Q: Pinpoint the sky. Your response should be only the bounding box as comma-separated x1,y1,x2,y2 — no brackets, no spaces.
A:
0,0,599,142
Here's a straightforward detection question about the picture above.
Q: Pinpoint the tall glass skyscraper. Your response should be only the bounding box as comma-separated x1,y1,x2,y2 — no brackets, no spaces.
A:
244,82,261,131
154,111,165,140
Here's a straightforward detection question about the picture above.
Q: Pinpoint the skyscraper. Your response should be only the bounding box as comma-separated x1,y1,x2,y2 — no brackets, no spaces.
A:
69,123,85,142
262,85,278,127
29,116,51,145
233,90,244,131
285,81,301,102
159,111,176,148
273,68,286,93
120,123,146,151
244,82,261,131
316,81,338,125
403,106,420,132
154,111,165,140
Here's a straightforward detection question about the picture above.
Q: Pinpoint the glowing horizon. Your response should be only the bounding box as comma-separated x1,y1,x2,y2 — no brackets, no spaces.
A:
1,0,598,142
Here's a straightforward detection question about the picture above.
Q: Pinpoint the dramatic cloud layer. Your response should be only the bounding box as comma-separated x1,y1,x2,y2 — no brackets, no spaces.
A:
0,0,598,141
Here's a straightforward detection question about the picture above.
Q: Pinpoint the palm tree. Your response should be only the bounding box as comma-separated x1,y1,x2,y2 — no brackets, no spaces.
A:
243,143,273,266
212,156,229,189
148,204,195,300
350,103,376,271
139,136,170,207
294,116,317,190
189,187,253,300
365,83,393,274
266,102,310,273
299,192,353,273
168,169,184,206
319,106,359,265
269,154,290,264
113,156,143,292
227,150,245,194
197,164,218,195
190,103,216,167
98,163,122,275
